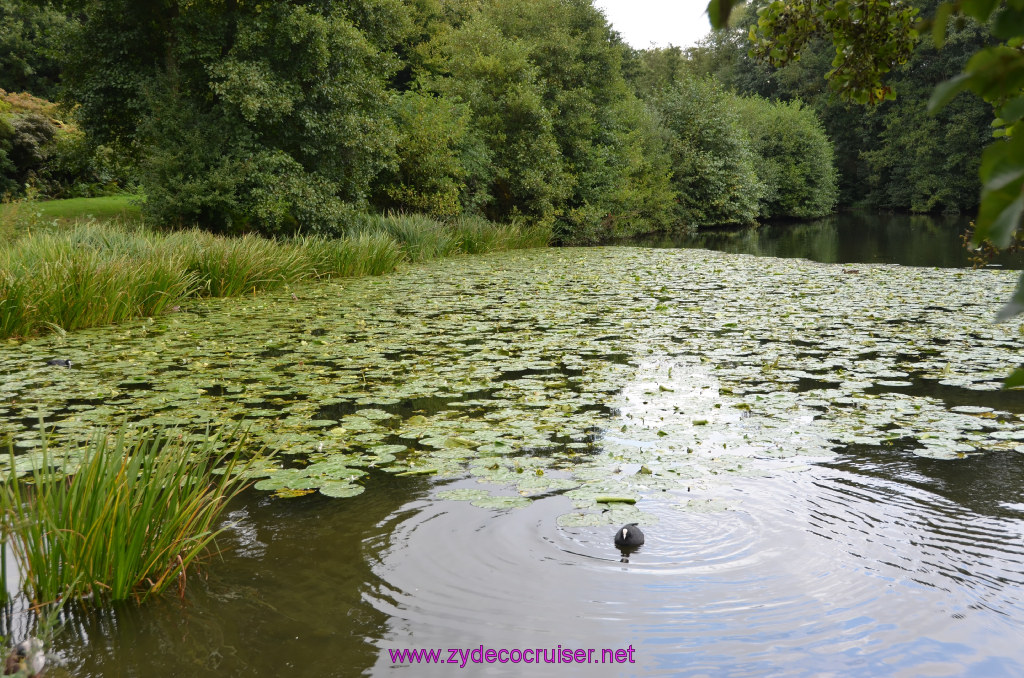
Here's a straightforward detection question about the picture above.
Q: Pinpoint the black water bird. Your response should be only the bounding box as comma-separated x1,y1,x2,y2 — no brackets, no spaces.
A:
614,523,645,548
45,359,71,367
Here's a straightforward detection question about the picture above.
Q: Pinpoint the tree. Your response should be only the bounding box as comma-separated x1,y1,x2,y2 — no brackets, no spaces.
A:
734,96,838,218
60,0,406,234
0,0,70,100
689,0,992,212
653,75,763,227
418,0,675,242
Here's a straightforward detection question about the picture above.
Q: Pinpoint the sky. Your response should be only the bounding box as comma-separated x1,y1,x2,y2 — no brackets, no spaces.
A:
595,0,714,49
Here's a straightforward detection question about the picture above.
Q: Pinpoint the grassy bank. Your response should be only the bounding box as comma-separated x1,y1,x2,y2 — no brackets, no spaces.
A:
0,194,143,231
0,207,550,340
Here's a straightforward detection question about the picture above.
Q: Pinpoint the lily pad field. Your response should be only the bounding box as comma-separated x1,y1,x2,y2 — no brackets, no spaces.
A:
4,241,1024,676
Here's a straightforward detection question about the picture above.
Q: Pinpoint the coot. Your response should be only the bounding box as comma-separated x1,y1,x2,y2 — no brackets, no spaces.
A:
614,523,645,548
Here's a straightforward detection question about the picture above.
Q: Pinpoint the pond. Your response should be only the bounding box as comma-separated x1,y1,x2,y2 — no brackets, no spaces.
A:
633,211,1024,269
2,217,1024,676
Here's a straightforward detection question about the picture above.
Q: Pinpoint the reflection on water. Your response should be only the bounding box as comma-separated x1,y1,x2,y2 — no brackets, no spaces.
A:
631,212,1024,269
45,473,433,677
32,456,1024,677
363,459,1024,677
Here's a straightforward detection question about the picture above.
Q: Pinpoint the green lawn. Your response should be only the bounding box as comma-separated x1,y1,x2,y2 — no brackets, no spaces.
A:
1,194,143,226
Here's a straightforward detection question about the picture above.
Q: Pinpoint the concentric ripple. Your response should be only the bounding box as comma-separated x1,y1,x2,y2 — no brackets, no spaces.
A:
363,465,1024,677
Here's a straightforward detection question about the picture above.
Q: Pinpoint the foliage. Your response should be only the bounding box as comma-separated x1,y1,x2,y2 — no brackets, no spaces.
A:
0,112,56,197
0,117,18,197
372,91,480,218
704,0,1024,381
0,0,70,100
0,88,132,199
0,223,199,338
652,75,763,227
415,0,675,242
61,0,404,235
0,205,548,340
481,0,676,242
691,0,993,212
748,0,920,104
733,96,838,218
1,427,255,603
422,11,567,227
34,132,136,199
625,46,696,98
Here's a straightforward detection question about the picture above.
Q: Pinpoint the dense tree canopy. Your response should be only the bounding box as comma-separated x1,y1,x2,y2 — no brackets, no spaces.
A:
689,0,993,212
734,96,838,218
652,75,762,227
0,0,68,100
2,0,850,240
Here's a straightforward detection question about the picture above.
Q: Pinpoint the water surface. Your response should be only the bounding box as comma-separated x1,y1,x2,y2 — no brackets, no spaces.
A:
633,212,1024,269
2,227,1024,676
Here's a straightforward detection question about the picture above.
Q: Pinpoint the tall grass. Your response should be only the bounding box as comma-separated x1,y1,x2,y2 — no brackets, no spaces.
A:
169,230,313,297
1,224,199,337
0,208,551,340
300,231,405,278
0,428,255,604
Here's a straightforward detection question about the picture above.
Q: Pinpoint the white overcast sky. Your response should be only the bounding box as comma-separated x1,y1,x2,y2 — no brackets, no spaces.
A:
595,0,714,49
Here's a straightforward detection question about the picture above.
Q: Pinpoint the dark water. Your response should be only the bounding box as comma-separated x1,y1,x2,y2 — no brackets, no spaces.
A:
41,454,1024,677
634,212,1024,269
5,215,1024,677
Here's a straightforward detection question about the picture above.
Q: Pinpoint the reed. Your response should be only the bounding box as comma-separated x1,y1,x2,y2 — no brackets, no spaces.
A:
170,230,313,297
447,214,551,254
378,213,461,262
300,231,404,278
0,428,255,604
0,207,550,340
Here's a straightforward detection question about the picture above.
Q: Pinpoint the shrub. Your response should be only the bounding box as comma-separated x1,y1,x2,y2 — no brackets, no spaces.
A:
652,76,763,228
373,91,479,219
34,133,135,199
734,96,838,219
0,112,57,195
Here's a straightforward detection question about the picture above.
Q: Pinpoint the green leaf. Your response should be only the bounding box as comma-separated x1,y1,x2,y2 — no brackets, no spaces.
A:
706,0,738,29
962,0,1000,21
319,481,365,498
987,192,1024,250
998,97,1024,125
928,73,971,113
993,6,1024,40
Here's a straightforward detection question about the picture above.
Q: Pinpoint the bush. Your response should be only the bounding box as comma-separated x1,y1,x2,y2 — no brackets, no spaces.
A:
34,133,136,199
0,112,56,195
373,91,483,219
64,1,400,236
734,96,838,219
0,115,17,196
652,76,763,227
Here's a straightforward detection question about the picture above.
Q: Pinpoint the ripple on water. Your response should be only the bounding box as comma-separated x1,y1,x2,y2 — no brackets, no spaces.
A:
366,468,1024,677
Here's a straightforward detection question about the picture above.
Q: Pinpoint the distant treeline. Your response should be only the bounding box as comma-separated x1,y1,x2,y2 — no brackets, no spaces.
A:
4,0,842,241
684,0,994,213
